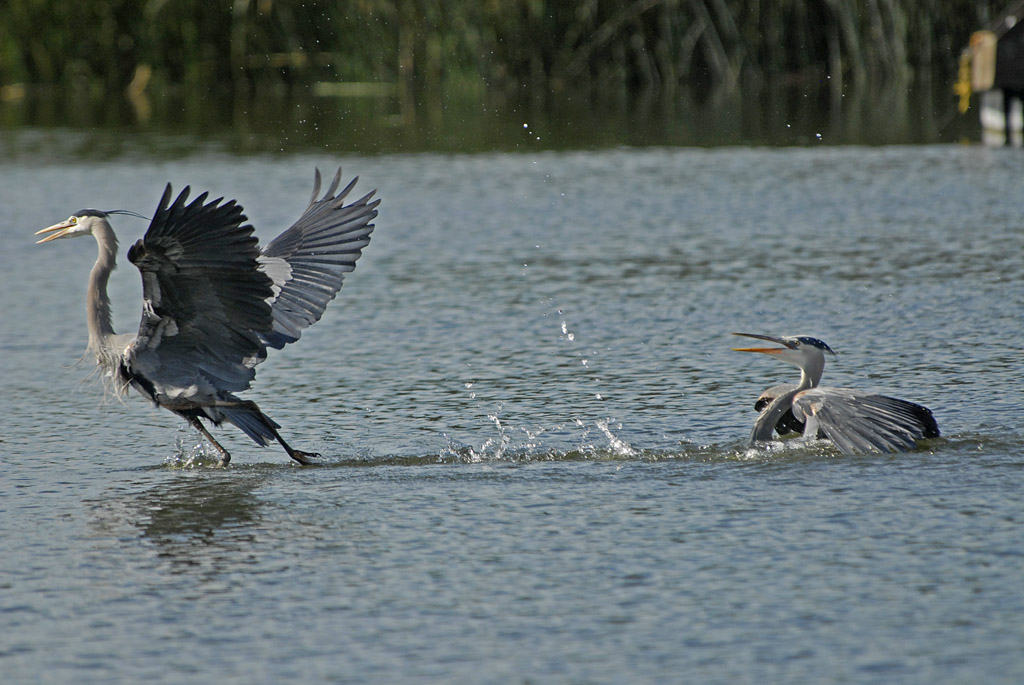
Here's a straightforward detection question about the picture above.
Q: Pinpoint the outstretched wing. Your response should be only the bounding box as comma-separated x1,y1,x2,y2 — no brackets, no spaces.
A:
258,168,378,349
794,387,939,454
126,184,274,397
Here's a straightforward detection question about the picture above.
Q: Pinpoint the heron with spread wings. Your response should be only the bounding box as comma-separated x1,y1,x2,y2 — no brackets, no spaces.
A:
732,333,939,454
36,169,378,466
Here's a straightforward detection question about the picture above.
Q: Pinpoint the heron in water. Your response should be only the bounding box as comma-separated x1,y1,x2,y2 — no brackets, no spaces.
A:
732,333,939,454
36,169,378,466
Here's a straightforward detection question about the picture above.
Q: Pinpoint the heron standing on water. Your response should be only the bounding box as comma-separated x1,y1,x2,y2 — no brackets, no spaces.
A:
732,333,939,454
36,169,378,465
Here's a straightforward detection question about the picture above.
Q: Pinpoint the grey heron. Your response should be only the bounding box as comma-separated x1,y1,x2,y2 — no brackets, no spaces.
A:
732,333,939,454
36,168,378,466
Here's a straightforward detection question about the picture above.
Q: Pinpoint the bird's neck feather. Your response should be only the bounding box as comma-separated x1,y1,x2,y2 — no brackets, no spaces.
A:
86,221,119,370
798,355,825,390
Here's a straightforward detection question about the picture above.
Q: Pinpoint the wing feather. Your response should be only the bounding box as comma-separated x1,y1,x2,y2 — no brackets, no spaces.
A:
258,168,378,349
794,388,939,454
753,383,808,436
126,184,274,398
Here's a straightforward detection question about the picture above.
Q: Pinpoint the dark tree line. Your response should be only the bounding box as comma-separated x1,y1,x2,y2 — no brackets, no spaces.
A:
0,1,1005,102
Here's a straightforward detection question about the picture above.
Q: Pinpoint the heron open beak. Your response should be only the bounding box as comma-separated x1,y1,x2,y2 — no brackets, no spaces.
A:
35,219,77,243
730,332,795,354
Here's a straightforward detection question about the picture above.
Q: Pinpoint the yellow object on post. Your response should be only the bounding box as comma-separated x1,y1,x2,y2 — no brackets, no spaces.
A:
970,30,997,92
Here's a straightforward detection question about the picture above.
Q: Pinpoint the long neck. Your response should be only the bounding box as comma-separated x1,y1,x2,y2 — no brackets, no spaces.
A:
797,367,816,391
797,353,825,391
87,219,119,369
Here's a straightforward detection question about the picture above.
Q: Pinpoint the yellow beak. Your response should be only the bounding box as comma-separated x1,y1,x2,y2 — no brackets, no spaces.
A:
35,219,77,243
731,347,786,354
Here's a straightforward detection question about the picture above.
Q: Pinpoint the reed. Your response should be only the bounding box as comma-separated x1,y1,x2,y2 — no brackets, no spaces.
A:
0,1,1005,104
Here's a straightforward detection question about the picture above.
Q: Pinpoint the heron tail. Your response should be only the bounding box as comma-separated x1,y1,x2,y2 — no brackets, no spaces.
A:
216,403,280,447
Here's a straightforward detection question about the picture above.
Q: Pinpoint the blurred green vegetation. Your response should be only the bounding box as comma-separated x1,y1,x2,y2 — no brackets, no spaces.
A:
0,0,1006,151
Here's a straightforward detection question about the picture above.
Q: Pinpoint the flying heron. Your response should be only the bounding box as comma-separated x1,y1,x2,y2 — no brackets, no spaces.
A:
36,168,378,466
732,333,939,454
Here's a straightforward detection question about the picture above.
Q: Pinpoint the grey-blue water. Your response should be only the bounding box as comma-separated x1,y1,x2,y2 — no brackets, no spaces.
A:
1,144,1022,683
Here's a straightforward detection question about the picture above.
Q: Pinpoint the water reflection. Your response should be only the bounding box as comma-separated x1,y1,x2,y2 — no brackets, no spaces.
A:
138,476,261,540
88,470,271,578
0,81,979,159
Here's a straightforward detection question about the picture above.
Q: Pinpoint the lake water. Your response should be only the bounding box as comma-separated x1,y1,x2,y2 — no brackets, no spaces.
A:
1,143,1023,683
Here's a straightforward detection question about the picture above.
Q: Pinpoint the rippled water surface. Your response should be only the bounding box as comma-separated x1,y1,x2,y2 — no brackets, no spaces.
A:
2,145,1023,682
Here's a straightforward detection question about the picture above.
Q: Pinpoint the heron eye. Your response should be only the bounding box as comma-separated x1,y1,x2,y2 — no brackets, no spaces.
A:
69,217,77,224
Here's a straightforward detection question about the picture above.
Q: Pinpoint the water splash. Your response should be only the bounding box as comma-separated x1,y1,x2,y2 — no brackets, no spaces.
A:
164,423,221,468
471,407,513,462
596,419,637,457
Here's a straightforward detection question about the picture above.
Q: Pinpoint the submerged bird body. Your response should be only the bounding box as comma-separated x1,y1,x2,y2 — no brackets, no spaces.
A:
733,333,939,454
37,169,378,465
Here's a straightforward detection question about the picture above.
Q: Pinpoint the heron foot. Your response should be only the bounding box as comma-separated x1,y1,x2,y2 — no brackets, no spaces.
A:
289,450,320,466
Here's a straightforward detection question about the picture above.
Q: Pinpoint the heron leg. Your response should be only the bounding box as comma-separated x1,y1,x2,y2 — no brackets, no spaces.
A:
185,415,232,466
259,416,320,466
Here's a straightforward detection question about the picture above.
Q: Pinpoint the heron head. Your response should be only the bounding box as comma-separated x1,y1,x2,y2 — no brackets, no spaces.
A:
35,210,111,243
36,209,147,244
731,332,835,370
